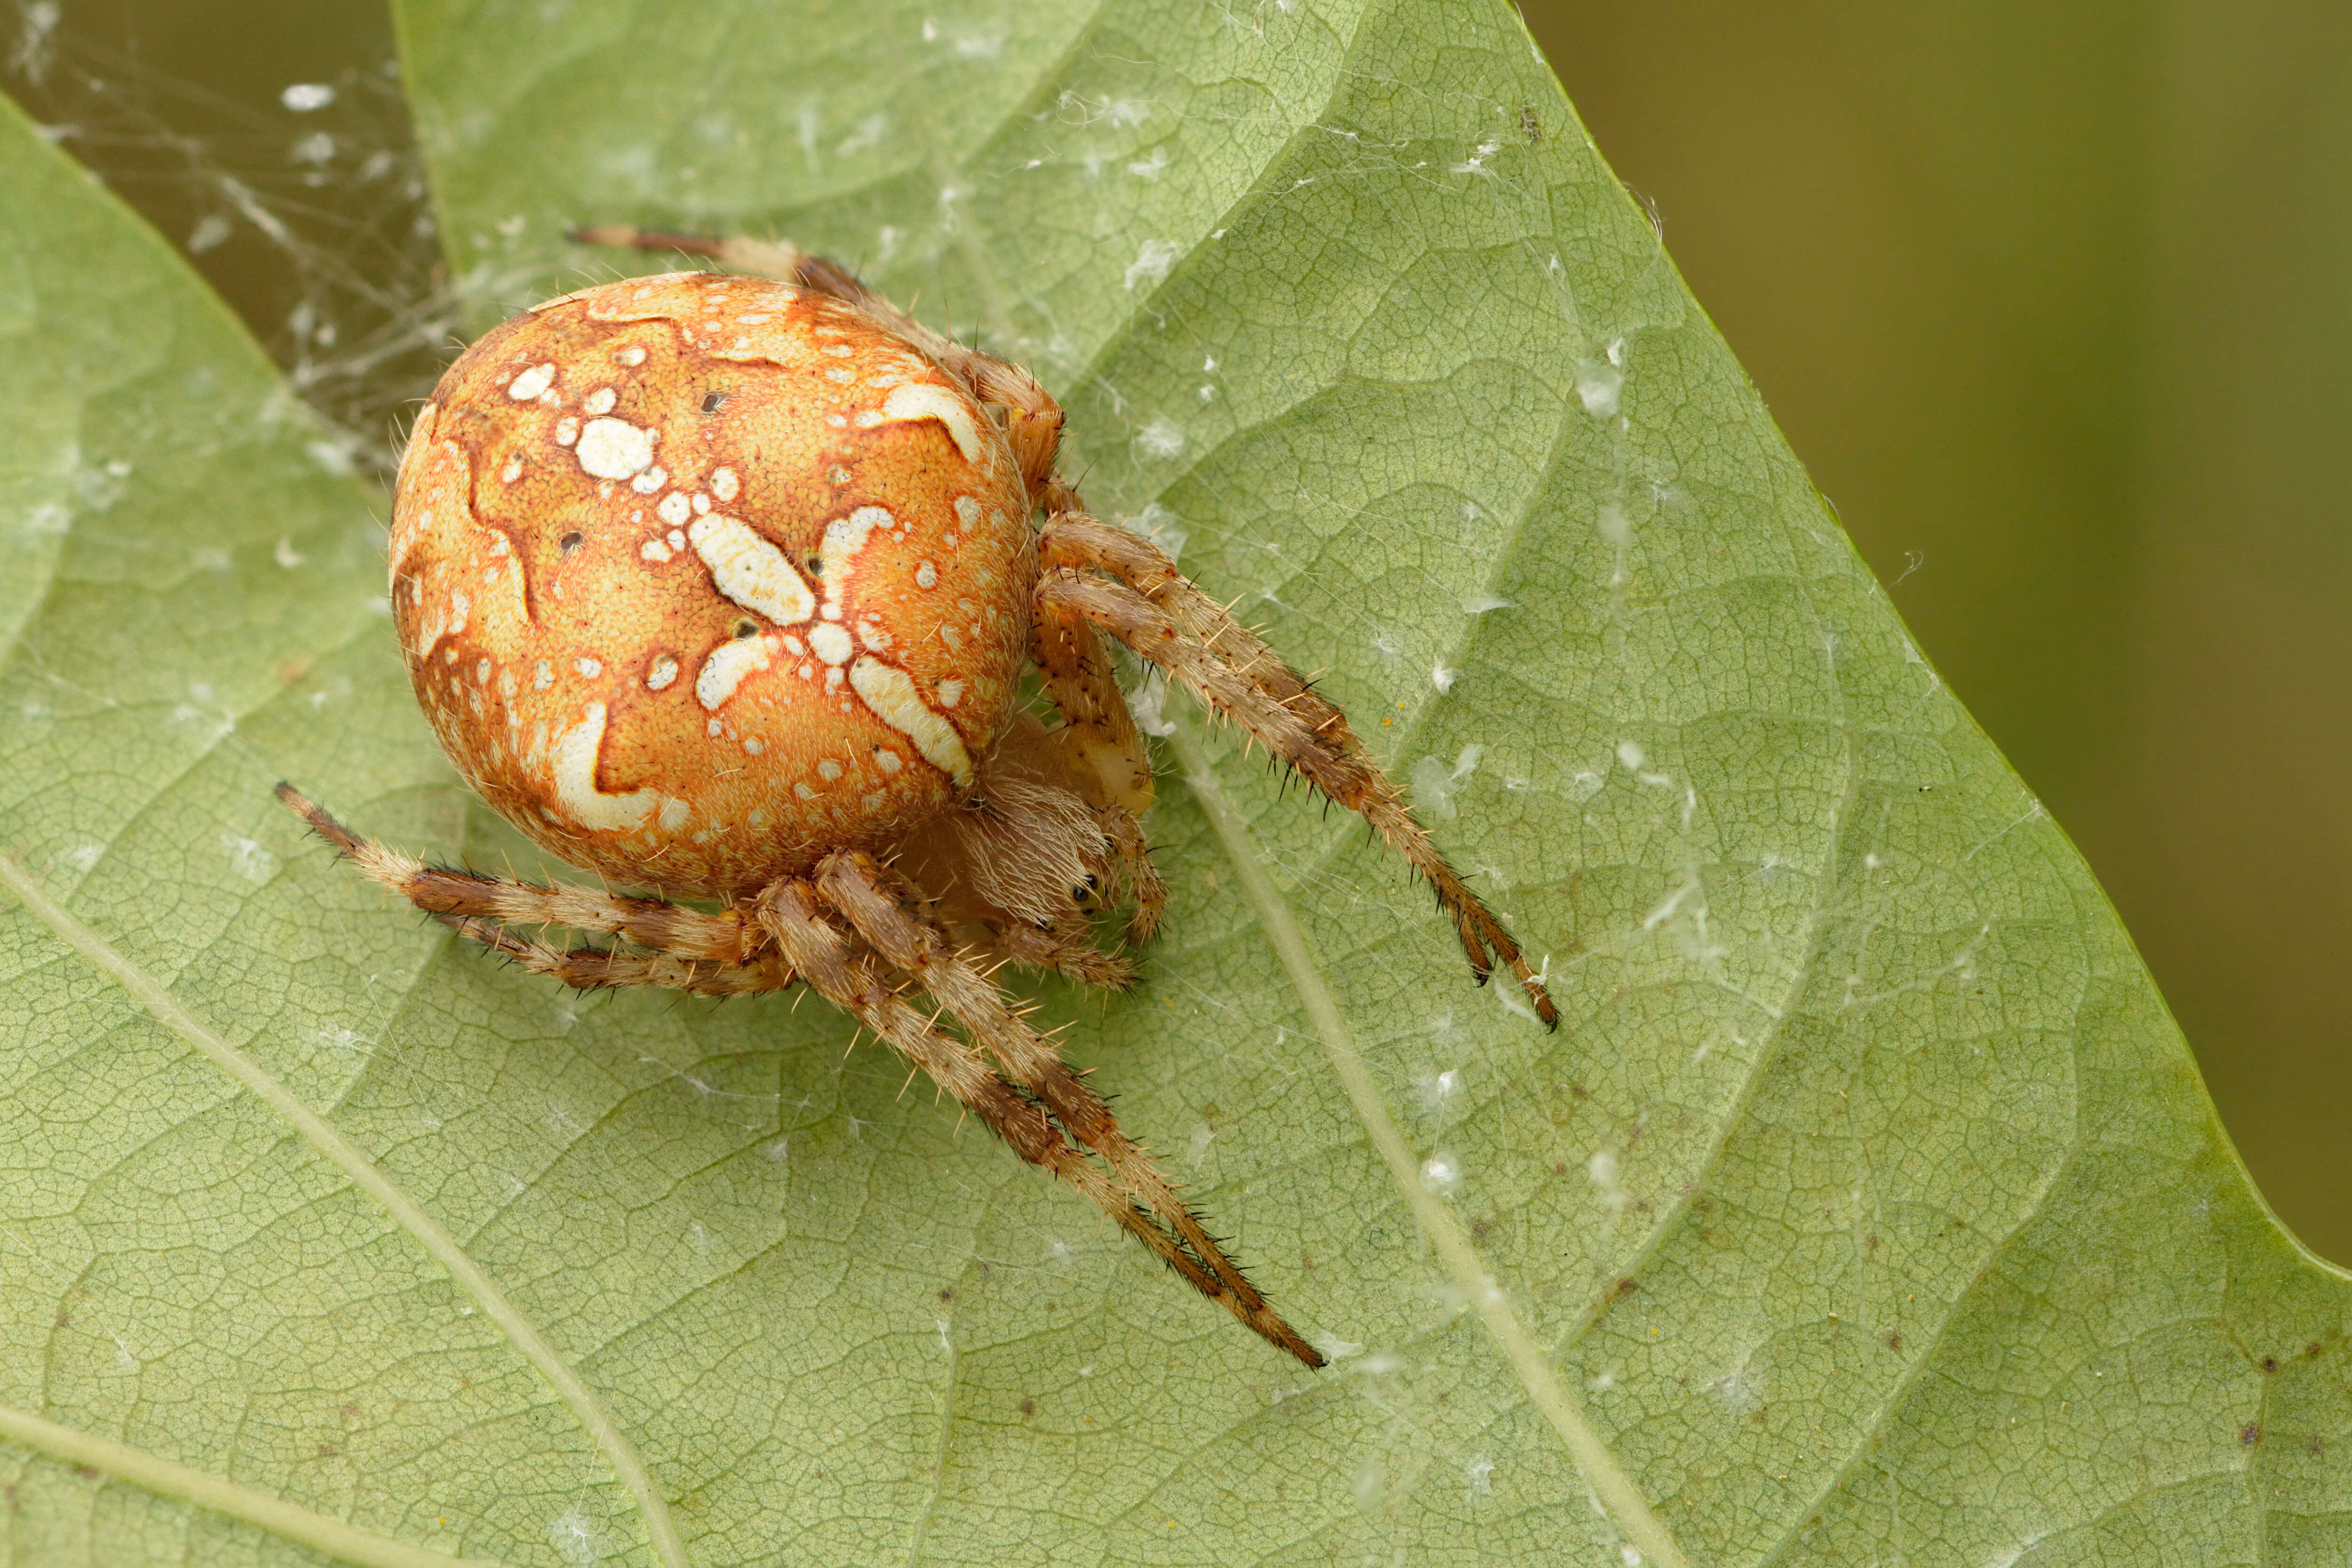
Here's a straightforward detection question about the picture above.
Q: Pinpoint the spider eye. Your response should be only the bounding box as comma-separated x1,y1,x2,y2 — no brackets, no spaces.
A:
804,553,824,576
701,390,727,414
558,531,584,555
731,618,759,640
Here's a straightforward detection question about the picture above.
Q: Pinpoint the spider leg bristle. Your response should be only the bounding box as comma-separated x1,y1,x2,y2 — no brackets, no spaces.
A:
274,783,362,861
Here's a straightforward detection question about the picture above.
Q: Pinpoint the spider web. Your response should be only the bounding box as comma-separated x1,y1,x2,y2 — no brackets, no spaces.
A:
6,0,453,479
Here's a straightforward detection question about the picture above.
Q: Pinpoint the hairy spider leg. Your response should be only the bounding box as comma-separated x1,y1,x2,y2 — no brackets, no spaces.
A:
276,784,764,964
1031,576,1158,821
755,880,1324,1367
984,914,1140,989
813,850,1319,1365
1029,584,1168,945
1091,804,1168,941
278,783,1254,1328
1031,573,1561,1029
1039,511,1346,735
436,912,798,996
1040,513,1557,1025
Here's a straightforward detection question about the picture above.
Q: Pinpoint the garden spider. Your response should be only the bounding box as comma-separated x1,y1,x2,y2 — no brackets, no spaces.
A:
281,227,1556,1366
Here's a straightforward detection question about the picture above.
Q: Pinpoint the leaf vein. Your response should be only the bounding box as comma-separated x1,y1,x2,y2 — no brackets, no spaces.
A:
0,856,692,1568
1167,720,1687,1568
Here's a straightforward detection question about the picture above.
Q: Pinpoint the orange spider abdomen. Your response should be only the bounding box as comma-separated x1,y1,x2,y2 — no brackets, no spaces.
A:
387,270,1036,899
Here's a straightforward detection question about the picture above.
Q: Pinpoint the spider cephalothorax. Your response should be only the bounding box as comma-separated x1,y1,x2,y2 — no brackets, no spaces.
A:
282,229,1556,1367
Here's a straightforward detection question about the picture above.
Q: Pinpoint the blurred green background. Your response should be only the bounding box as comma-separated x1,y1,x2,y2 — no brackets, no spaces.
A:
1521,0,2352,1262
9,0,2347,1258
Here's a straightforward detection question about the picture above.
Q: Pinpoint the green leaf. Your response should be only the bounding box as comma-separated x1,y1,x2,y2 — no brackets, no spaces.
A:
3,3,2345,1566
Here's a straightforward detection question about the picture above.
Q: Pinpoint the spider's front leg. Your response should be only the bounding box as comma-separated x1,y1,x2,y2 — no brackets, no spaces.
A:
1031,523,1560,1029
1028,568,1170,944
984,913,1142,990
754,875,1323,1367
439,915,797,996
813,851,1317,1359
276,785,794,994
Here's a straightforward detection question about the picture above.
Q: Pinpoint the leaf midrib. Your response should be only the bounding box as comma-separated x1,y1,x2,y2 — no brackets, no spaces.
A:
1164,719,1688,1568
898,8,1696,1550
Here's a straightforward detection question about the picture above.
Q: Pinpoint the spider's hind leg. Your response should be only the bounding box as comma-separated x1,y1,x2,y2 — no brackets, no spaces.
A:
275,783,777,981
569,226,900,328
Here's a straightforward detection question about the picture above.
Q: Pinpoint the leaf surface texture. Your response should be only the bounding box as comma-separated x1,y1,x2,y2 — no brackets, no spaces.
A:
0,4,2341,1564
